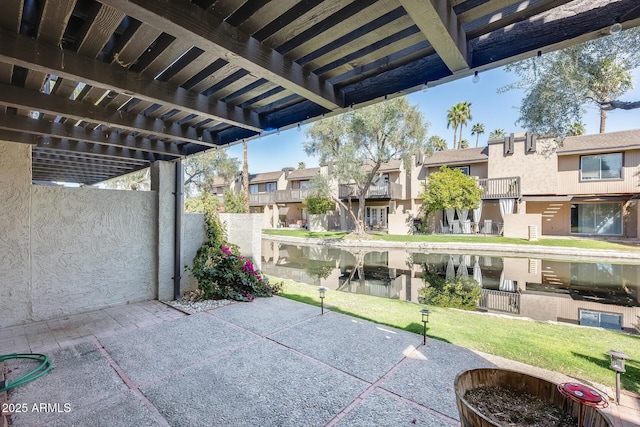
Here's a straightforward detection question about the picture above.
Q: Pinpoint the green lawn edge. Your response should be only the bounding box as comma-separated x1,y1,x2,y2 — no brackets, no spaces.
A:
263,229,640,252
270,277,640,393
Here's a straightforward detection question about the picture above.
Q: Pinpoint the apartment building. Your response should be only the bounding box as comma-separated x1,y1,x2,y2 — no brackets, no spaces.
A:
419,129,640,238
210,129,639,238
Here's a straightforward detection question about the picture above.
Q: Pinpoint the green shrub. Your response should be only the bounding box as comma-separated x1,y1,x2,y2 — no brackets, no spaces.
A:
188,211,282,301
305,196,335,214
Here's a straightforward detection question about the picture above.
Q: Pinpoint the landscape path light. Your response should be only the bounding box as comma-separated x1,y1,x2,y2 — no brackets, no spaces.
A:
318,286,327,315
606,349,628,404
420,308,431,345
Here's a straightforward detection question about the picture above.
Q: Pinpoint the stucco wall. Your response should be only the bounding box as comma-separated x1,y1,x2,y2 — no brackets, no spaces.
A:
151,161,176,301
219,213,262,270
0,142,32,327
488,136,558,195
182,213,206,293
30,186,157,320
503,213,543,240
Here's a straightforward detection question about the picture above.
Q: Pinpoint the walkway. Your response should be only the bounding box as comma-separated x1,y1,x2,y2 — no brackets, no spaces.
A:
1,298,638,426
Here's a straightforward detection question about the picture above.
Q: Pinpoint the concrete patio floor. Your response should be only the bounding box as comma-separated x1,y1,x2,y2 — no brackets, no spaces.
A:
1,297,638,426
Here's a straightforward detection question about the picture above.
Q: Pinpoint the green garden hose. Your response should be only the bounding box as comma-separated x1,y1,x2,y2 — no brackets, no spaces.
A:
0,353,52,393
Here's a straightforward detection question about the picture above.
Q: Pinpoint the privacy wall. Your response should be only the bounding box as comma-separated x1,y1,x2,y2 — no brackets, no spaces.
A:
0,141,207,327
30,186,158,321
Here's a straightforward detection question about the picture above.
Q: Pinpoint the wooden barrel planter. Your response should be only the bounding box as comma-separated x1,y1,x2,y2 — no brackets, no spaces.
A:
454,368,612,427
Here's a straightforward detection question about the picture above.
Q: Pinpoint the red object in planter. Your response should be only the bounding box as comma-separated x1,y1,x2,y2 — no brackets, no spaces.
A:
558,382,608,427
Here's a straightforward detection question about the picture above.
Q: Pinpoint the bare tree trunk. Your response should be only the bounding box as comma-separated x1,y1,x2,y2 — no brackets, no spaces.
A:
331,194,359,231
458,126,463,149
243,140,249,213
475,134,479,147
599,108,607,133
356,192,366,236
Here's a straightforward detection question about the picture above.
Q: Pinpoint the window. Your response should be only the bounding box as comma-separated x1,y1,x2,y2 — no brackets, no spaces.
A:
580,153,622,180
454,166,470,175
249,184,259,194
299,180,312,189
265,182,277,193
570,203,622,235
579,310,621,330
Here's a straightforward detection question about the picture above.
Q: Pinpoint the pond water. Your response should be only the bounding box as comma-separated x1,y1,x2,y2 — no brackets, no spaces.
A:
261,241,640,332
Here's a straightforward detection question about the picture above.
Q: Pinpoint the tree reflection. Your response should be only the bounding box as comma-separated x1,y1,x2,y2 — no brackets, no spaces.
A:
419,263,481,310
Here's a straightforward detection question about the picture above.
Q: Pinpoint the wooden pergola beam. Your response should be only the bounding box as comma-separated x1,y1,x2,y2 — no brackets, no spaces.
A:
0,113,185,156
0,28,262,132
0,83,218,148
35,138,175,162
399,0,469,72
99,0,340,110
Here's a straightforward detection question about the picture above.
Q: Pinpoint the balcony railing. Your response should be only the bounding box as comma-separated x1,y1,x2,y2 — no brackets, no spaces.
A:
275,188,311,203
248,188,312,206
477,177,520,199
339,182,402,199
249,192,275,205
478,289,520,314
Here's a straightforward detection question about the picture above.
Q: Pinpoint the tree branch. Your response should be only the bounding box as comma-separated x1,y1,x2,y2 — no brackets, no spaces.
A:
601,99,640,111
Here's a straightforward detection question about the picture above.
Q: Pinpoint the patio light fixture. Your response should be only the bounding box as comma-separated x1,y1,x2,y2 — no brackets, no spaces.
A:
318,286,327,315
472,71,480,83
606,350,628,404
420,308,431,345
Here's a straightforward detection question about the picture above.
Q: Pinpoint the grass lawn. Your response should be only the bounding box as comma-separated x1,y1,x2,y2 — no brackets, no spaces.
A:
263,229,640,252
272,277,640,393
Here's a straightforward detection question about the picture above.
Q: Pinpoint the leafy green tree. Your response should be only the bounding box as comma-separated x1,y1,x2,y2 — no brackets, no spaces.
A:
419,166,481,219
223,191,246,213
184,150,239,196
567,122,586,136
304,97,430,236
459,139,469,149
489,129,506,139
501,28,640,137
298,161,306,169
471,123,485,147
103,168,150,190
429,135,448,151
185,193,220,214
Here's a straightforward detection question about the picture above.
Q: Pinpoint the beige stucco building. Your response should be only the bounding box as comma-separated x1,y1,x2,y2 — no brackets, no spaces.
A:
215,129,640,238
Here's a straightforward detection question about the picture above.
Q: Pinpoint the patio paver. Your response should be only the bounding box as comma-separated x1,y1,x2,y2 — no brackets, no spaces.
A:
1,296,637,427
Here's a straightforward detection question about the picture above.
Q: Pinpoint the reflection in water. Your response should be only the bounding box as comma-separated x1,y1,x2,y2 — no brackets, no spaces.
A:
262,241,640,332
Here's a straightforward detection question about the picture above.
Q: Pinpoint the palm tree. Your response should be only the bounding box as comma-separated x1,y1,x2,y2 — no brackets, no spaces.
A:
456,102,472,148
459,139,469,149
471,123,485,147
428,135,448,151
489,129,506,139
446,102,472,149
446,106,460,149
567,122,586,136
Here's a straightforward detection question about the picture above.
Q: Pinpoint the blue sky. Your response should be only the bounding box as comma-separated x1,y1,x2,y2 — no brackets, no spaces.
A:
227,66,640,173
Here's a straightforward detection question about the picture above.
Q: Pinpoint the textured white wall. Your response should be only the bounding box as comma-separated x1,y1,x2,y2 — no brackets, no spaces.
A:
219,213,262,270
182,212,206,293
30,186,157,320
0,142,32,328
151,161,176,301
